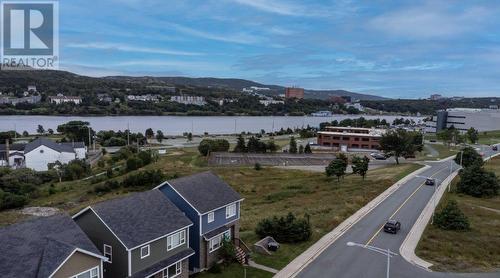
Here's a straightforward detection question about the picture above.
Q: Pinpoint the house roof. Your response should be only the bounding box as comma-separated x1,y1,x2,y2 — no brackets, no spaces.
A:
24,138,76,154
89,190,193,249
166,171,242,214
0,143,26,151
0,214,103,278
130,248,195,278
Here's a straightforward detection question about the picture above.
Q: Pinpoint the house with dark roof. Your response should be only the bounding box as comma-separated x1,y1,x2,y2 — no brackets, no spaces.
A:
156,171,245,273
73,190,194,278
0,213,106,278
0,138,87,171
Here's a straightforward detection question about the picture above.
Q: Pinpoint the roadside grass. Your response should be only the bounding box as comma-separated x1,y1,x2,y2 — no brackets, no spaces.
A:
416,156,500,272
0,147,422,273
477,130,500,145
193,263,273,278
415,144,460,161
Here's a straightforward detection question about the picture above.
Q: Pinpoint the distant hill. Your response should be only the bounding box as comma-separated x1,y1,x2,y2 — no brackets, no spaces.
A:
0,69,387,100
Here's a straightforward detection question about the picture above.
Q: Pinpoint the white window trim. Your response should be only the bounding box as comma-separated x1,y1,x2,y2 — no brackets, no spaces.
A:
225,203,236,219
207,212,214,223
162,261,182,278
208,229,232,253
167,230,186,251
103,244,112,263
71,266,99,278
140,245,150,259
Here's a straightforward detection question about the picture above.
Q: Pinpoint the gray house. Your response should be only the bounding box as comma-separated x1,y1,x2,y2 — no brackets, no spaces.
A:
156,171,246,273
0,213,107,278
73,190,195,278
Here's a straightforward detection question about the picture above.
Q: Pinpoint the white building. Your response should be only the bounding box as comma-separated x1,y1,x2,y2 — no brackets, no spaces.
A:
259,99,284,107
126,94,161,102
49,94,82,105
426,108,500,133
345,102,365,112
0,138,87,171
170,95,206,106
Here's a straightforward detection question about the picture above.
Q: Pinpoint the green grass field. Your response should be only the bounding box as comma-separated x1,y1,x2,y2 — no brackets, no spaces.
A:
416,156,500,272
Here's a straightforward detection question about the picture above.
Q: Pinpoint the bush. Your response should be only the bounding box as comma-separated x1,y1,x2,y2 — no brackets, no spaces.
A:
60,160,91,181
198,139,230,156
434,200,470,231
126,157,143,172
255,212,311,243
121,170,165,189
456,163,499,197
219,239,237,265
455,147,483,168
207,263,222,274
137,150,152,165
0,192,28,210
254,163,262,171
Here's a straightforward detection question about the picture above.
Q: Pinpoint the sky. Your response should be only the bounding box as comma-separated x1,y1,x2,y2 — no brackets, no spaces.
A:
58,0,500,98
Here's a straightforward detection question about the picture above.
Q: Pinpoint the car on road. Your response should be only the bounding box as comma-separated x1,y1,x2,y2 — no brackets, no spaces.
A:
425,178,435,186
493,145,498,151
370,153,387,160
383,220,401,234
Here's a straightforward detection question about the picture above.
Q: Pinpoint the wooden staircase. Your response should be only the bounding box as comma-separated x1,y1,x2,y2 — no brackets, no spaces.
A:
234,238,251,265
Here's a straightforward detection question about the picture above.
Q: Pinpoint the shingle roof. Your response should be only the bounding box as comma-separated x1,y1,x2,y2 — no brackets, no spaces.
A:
90,190,193,249
24,138,76,153
166,171,242,214
0,214,102,278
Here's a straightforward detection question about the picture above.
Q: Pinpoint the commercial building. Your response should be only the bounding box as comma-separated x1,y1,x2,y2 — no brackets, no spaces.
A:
425,108,500,133
317,126,386,152
170,95,206,106
49,94,82,105
285,87,304,99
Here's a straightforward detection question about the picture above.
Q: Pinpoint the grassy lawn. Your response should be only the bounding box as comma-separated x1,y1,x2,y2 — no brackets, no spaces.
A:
0,147,422,274
477,130,500,145
193,263,273,278
415,144,460,161
416,156,500,272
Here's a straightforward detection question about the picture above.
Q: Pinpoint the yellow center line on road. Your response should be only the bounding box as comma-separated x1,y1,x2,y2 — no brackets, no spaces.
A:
364,165,449,247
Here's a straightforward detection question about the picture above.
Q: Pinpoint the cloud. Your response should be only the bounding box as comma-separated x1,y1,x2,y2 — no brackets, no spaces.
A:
229,0,327,17
370,5,491,39
166,22,263,45
66,42,203,56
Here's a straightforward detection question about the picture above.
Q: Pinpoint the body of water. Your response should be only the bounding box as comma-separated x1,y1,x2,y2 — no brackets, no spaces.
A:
0,115,424,135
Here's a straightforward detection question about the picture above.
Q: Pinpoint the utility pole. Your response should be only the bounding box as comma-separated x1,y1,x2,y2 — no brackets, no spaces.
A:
88,127,91,148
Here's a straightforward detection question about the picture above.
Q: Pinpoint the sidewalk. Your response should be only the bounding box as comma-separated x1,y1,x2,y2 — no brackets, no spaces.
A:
274,164,430,278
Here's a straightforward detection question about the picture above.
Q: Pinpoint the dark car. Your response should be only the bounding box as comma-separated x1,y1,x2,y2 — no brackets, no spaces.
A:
383,220,401,234
493,146,498,151
370,153,387,160
425,178,435,186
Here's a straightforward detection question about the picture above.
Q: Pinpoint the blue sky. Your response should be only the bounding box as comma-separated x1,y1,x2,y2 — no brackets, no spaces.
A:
59,0,500,98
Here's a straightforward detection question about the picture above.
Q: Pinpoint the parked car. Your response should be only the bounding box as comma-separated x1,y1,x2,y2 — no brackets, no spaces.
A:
383,220,401,234
370,153,387,160
493,145,498,151
425,178,435,186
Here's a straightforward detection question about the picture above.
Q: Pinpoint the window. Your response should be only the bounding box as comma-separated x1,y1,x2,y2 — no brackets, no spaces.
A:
167,230,186,251
103,244,112,263
226,203,236,218
207,212,214,223
209,230,231,252
140,245,150,259
72,266,99,278
162,262,182,278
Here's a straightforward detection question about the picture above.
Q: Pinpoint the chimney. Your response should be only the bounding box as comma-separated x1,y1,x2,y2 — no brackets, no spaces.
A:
5,139,9,167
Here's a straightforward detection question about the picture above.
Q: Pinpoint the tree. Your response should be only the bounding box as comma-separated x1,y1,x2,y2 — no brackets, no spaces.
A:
145,128,154,138
456,163,499,197
255,212,311,243
352,156,370,180
455,146,483,168
47,128,54,135
233,134,247,153
437,126,460,147
466,127,479,144
326,159,347,181
187,132,193,142
247,136,266,153
266,141,279,153
289,136,298,154
198,139,230,156
22,131,29,137
379,129,419,164
299,145,304,154
57,121,93,145
37,125,45,134
156,130,164,143
434,200,470,231
304,144,312,154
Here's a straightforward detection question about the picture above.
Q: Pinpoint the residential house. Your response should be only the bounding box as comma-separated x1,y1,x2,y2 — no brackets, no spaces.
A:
170,95,206,106
0,138,87,171
73,190,195,278
0,94,41,105
156,171,244,273
49,93,82,105
0,214,107,278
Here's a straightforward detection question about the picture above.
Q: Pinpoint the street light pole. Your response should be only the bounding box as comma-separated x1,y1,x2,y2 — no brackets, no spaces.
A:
386,248,390,278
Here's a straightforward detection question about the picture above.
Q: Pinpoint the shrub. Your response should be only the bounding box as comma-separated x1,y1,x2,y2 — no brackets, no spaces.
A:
456,163,499,197
434,200,470,231
121,170,165,189
455,146,483,168
61,160,91,181
219,239,237,265
137,150,152,165
198,139,230,156
0,192,28,210
94,184,111,194
254,163,262,171
126,157,143,172
207,263,222,274
255,212,311,243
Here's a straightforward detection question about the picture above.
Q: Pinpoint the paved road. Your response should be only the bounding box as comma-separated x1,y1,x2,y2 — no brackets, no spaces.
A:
297,147,500,278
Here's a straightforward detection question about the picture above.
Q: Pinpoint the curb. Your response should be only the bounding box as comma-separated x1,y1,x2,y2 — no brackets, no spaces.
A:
274,163,430,278
400,152,500,270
